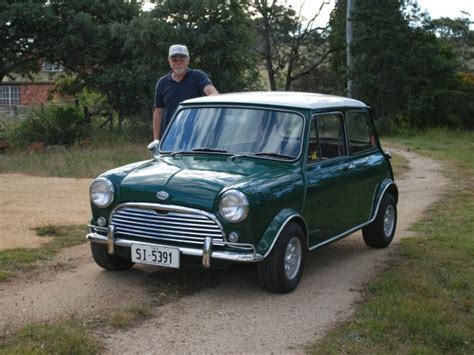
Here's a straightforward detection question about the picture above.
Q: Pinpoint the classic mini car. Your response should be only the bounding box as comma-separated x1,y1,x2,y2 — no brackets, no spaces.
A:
86,92,398,293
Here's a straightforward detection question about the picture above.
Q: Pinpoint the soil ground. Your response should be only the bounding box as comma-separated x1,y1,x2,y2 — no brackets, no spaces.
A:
0,148,448,354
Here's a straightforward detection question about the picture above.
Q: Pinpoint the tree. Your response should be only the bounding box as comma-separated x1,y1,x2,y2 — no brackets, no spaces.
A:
150,0,259,92
253,0,335,91
42,0,147,127
327,0,466,129
0,0,53,81
429,16,474,71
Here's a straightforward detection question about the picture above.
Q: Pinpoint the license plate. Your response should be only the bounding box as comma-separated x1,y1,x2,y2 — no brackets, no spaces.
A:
131,244,180,268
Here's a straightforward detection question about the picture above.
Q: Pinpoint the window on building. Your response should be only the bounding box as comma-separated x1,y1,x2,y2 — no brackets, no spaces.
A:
42,61,63,72
0,86,20,108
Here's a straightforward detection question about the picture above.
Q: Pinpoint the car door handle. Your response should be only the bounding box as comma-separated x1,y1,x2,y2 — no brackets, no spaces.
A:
345,163,356,171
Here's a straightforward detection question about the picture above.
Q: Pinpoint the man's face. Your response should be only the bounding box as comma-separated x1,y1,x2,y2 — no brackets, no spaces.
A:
169,55,189,76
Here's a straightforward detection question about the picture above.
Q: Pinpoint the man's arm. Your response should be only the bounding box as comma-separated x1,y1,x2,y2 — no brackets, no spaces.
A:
203,84,219,96
153,107,163,140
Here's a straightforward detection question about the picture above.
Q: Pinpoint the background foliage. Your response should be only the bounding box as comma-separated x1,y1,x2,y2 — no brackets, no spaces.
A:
1,0,473,140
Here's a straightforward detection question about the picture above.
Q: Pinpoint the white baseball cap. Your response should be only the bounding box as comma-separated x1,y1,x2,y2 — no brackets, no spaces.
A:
168,44,189,58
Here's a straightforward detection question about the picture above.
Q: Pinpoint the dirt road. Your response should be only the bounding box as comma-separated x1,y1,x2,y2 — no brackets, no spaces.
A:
0,148,448,354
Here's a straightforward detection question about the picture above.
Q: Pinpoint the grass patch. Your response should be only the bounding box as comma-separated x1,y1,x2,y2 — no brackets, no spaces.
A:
0,225,86,282
0,321,101,354
309,129,474,354
0,143,149,178
107,306,153,330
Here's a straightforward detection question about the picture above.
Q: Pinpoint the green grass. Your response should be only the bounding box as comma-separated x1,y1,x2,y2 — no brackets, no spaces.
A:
0,143,150,178
309,129,474,354
0,322,101,354
0,225,87,282
107,306,153,329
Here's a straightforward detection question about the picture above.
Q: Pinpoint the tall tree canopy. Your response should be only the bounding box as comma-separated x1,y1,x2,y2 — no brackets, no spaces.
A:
327,0,468,129
253,0,334,91
0,0,54,81
151,0,259,93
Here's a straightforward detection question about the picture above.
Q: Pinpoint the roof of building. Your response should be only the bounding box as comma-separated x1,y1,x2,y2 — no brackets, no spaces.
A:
183,91,367,109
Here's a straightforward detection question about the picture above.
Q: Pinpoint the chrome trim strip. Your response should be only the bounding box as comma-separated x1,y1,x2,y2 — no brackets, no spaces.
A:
86,233,264,264
308,181,396,251
203,237,212,268
88,224,108,233
262,214,307,258
118,209,212,221
107,225,115,254
114,229,222,245
113,213,216,227
111,220,222,237
109,202,226,240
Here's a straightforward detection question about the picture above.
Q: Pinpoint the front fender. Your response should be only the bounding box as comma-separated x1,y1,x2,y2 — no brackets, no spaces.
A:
256,208,307,257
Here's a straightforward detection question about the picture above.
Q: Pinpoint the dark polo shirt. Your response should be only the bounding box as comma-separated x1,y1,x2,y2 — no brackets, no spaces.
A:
154,68,212,133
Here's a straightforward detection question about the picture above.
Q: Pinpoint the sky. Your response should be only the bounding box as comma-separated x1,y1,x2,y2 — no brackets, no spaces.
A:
283,0,473,22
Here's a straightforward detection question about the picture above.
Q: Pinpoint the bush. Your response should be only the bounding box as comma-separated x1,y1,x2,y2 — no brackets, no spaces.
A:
6,105,90,148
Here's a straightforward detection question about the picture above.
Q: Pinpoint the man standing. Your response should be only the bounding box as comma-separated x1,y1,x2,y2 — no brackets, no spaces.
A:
153,44,219,140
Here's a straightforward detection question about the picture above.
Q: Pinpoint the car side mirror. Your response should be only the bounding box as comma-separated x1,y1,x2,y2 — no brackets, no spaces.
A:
147,139,160,157
147,139,160,150
384,150,392,159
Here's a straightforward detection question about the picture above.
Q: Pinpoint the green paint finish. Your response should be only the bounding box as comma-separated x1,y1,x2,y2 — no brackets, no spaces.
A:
88,94,396,268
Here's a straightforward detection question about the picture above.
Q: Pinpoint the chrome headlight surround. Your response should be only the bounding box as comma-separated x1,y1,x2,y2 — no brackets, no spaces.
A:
219,190,249,223
90,177,115,208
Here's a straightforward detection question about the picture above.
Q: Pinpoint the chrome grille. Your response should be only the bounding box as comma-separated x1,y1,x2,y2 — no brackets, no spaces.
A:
110,206,224,245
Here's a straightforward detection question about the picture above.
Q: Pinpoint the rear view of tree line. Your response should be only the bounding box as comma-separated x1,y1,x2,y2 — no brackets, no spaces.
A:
2,0,473,133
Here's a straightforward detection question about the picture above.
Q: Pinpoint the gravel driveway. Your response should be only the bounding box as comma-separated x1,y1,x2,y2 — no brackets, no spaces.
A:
0,148,447,354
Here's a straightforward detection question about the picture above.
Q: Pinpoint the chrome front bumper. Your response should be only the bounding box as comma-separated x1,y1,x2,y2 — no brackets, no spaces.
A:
86,225,264,268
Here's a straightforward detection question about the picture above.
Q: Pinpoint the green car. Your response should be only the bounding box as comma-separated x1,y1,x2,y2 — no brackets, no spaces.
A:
87,92,398,293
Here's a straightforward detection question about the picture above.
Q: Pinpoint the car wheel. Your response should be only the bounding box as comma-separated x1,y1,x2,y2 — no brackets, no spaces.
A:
363,193,397,248
90,243,134,271
257,222,305,293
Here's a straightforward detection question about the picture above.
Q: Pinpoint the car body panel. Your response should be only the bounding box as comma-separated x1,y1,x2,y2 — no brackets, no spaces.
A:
87,91,397,274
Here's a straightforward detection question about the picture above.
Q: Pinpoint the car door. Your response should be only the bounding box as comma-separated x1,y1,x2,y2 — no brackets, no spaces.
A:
345,110,385,223
303,112,360,247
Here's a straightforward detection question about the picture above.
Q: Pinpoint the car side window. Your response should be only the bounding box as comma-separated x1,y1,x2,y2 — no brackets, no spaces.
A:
316,113,347,159
307,119,319,163
346,111,377,155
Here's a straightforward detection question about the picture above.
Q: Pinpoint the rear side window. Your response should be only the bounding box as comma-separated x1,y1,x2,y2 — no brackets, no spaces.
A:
346,111,377,155
316,113,347,159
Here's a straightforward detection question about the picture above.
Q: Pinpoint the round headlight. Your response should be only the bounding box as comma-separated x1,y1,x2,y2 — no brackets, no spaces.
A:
219,190,249,223
90,178,115,208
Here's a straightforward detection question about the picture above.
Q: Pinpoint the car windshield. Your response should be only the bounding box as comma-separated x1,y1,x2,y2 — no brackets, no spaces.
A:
160,107,304,160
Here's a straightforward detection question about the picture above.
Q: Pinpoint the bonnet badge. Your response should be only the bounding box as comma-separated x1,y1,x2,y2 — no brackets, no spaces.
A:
156,191,169,200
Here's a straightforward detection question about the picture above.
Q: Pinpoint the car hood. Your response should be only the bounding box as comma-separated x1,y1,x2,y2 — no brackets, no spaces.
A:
116,155,293,211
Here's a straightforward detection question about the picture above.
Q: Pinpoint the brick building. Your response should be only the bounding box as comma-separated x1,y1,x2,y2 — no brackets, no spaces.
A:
0,61,63,111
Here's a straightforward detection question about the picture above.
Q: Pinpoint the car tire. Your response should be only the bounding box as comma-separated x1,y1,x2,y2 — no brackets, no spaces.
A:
90,243,134,271
363,193,397,248
257,222,305,293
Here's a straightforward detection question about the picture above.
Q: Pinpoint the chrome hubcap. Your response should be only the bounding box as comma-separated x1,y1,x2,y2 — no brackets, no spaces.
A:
383,205,395,237
284,237,302,280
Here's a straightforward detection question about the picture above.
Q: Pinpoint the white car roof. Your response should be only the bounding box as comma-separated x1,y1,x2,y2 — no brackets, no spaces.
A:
183,91,367,110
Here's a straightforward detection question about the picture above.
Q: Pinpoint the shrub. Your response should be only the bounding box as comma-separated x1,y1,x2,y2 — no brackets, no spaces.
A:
6,105,90,148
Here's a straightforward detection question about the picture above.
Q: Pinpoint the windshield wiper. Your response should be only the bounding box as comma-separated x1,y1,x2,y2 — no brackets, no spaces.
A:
254,152,295,160
192,147,228,153
230,152,295,161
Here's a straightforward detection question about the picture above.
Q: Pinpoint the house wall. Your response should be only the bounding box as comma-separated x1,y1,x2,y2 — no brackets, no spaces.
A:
20,84,53,106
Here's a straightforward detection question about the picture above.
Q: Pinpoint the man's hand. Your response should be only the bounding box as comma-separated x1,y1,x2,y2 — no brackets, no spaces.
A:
204,85,219,96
